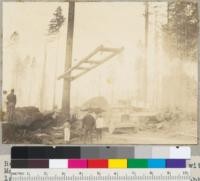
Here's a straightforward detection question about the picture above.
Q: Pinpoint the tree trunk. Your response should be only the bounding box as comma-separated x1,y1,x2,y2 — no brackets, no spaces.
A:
143,2,149,106
62,2,75,119
52,34,60,109
40,43,47,111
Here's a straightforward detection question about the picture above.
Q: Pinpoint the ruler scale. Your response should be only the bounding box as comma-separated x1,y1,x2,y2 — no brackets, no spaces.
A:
11,169,190,181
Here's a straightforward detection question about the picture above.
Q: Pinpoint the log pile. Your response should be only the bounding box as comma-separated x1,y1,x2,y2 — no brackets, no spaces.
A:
2,106,64,144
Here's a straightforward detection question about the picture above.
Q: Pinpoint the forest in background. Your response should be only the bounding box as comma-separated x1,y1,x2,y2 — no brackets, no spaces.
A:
2,1,199,114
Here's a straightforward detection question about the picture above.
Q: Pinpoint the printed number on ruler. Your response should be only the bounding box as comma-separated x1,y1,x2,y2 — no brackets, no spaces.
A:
11,169,190,181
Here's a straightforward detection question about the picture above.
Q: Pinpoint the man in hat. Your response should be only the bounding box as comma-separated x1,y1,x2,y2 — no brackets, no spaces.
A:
82,109,96,144
7,89,17,121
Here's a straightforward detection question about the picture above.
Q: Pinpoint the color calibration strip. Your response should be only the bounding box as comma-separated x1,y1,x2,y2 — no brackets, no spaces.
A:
11,146,191,159
11,159,186,169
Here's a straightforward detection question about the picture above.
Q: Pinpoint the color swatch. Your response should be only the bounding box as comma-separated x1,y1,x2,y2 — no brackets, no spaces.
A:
148,159,166,168
49,159,68,169
108,159,127,168
11,159,187,169
68,159,87,168
88,159,108,168
166,159,186,168
127,159,148,168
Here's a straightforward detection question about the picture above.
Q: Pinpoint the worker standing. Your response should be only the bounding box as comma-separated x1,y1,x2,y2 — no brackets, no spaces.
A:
95,114,105,142
2,90,8,112
7,89,16,122
82,110,96,144
64,121,71,144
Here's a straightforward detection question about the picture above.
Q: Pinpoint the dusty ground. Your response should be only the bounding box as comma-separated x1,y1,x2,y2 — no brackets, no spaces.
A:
96,130,197,145
2,106,197,145
70,120,197,145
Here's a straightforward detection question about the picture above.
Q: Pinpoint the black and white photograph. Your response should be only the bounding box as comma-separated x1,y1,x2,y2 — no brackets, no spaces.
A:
1,0,198,144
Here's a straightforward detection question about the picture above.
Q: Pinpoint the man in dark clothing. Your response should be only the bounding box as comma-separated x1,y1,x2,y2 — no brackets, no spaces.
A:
7,89,16,122
82,112,96,144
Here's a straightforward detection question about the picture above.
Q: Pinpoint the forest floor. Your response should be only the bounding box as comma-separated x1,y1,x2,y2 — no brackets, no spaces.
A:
70,119,197,145
69,129,197,145
2,106,198,145
96,130,197,145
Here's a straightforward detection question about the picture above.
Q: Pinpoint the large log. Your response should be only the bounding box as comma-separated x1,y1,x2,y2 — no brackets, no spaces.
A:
12,107,44,127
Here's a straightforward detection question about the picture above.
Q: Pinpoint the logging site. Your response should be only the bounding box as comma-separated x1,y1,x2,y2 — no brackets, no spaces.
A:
1,1,198,144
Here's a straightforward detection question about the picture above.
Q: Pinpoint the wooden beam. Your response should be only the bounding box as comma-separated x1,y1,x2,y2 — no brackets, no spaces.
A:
58,45,102,80
75,67,90,70
71,48,123,81
84,60,99,64
58,46,124,80
100,47,123,52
